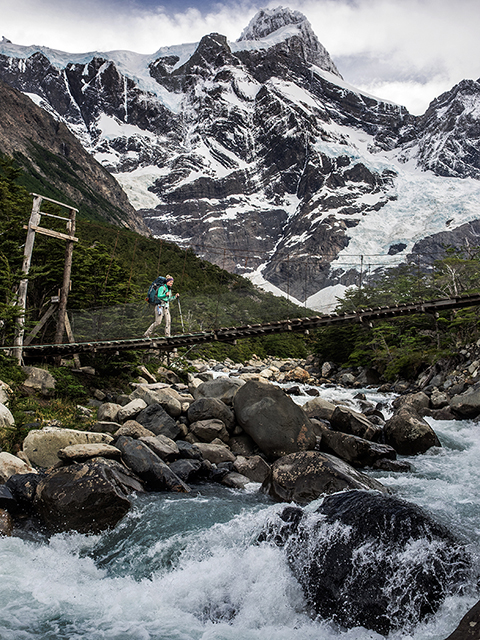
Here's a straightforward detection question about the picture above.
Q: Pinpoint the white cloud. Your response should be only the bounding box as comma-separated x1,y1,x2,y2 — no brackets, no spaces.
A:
294,0,480,113
354,78,452,115
1,0,479,114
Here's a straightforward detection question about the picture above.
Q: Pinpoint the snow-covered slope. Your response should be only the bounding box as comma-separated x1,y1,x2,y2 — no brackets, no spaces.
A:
1,7,480,311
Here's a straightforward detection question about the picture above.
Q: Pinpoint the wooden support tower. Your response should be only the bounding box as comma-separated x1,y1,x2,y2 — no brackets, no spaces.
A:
13,194,78,364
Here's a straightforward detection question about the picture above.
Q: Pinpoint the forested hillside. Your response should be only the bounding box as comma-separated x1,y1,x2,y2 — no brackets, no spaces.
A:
0,80,147,233
0,156,309,361
315,257,480,380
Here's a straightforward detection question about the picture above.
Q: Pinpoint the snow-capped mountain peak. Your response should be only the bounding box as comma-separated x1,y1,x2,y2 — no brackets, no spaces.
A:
237,6,341,77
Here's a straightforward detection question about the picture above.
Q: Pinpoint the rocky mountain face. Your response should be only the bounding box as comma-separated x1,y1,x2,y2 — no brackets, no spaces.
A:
0,79,148,234
1,8,480,307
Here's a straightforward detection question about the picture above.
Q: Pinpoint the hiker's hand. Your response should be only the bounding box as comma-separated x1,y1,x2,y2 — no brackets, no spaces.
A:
175,293,180,298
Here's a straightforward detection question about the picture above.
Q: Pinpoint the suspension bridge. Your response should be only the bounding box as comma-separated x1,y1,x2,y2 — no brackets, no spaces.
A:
17,292,480,359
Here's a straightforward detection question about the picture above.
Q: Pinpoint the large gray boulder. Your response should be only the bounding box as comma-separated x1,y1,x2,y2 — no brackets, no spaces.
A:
117,398,147,423
384,409,441,455
139,434,179,462
302,396,336,421
131,386,183,417
194,441,236,464
189,419,229,443
329,406,383,441
114,420,155,439
233,455,270,483
262,450,387,504
193,377,245,405
318,425,396,468
97,402,122,422
115,436,189,493
168,459,207,483
449,387,480,418
34,458,138,533
234,379,316,459
22,366,55,396
392,391,430,415
22,427,113,468
90,421,122,434
57,443,122,463
0,452,37,482
135,403,182,440
187,398,235,430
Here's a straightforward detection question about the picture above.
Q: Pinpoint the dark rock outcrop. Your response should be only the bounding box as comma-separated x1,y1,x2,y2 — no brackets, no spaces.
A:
135,403,182,440
33,458,136,534
329,405,383,441
384,409,441,455
449,387,480,418
115,435,190,493
187,397,235,430
5,472,45,510
318,425,396,468
260,490,472,634
444,599,480,640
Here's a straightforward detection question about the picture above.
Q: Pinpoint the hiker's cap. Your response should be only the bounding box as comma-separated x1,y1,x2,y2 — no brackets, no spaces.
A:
166,275,174,283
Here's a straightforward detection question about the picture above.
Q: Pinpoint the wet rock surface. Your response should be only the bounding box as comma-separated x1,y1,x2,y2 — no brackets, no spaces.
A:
260,490,472,634
261,451,387,504
34,458,136,534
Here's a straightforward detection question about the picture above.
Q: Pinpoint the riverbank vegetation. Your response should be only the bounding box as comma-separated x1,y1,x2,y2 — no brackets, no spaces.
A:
315,253,480,380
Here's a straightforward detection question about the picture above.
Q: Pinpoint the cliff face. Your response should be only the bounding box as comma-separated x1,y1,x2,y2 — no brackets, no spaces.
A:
0,79,149,233
1,8,480,307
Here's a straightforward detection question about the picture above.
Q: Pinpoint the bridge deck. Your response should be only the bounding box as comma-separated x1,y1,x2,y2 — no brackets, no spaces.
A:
18,293,480,357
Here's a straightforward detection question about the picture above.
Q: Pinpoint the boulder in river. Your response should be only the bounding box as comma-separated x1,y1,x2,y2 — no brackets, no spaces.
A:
234,379,316,459
261,450,387,504
115,435,190,493
449,387,480,419
329,405,383,441
444,599,480,639
318,425,397,468
384,409,441,455
260,490,472,635
6,472,45,510
34,458,137,533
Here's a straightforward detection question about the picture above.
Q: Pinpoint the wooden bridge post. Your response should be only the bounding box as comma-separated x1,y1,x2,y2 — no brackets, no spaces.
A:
12,195,42,364
54,206,77,352
13,194,78,365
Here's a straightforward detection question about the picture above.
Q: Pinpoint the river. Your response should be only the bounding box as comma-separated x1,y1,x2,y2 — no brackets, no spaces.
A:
0,385,479,640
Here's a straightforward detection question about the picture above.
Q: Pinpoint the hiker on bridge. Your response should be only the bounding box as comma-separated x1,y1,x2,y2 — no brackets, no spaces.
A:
144,275,179,338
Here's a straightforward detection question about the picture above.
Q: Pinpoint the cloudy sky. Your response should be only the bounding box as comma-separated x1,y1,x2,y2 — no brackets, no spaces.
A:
1,0,479,115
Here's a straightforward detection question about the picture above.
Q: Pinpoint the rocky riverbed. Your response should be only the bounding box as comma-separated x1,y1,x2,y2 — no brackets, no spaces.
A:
1,352,480,636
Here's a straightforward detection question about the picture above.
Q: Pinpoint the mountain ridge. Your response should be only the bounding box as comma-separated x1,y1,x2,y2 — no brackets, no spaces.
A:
1,6,480,309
